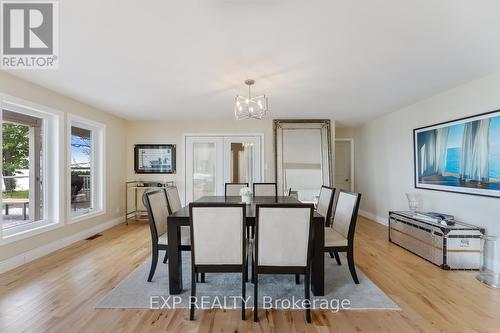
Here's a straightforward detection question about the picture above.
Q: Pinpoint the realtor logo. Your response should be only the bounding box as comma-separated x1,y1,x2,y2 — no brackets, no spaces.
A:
1,1,58,69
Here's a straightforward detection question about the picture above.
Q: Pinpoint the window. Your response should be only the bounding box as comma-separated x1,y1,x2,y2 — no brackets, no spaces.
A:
68,115,105,222
1,95,63,242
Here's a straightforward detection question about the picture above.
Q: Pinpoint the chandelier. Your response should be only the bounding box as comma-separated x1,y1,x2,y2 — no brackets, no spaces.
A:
234,79,268,120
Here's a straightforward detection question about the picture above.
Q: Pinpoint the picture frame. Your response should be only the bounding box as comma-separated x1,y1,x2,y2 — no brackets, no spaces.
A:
413,109,500,198
134,144,176,174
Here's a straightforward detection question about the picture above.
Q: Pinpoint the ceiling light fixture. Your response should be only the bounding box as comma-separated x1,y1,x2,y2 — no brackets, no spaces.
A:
235,79,268,120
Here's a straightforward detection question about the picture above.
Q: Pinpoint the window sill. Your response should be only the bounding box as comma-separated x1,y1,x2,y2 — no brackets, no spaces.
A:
68,209,106,224
1,220,63,245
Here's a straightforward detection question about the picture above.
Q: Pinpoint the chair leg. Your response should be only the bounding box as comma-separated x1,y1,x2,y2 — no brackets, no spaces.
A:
242,269,246,320
148,245,159,282
190,268,196,320
334,252,341,265
347,250,359,284
253,273,258,322
251,252,255,284
201,273,205,283
305,269,311,323
245,253,249,283
162,250,168,264
295,274,300,284
329,251,334,258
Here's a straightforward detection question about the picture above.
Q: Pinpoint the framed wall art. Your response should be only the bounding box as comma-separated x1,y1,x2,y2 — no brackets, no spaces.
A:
414,110,500,198
134,144,176,174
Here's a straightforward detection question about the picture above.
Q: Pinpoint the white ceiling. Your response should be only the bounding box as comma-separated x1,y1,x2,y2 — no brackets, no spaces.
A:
6,0,500,126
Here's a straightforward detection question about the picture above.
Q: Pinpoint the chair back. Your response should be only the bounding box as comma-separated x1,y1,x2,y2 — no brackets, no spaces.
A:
253,183,277,197
165,186,182,214
331,190,362,240
225,183,249,196
143,189,169,240
255,204,314,267
316,186,335,225
189,203,246,265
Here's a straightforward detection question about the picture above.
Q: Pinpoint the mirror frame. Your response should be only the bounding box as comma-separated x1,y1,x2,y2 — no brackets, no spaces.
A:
273,119,333,196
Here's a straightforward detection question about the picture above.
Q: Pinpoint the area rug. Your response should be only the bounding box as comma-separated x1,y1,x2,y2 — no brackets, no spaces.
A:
96,253,399,311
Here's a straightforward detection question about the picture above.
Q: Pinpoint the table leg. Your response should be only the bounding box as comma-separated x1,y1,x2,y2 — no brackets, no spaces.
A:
311,217,325,296
5,204,9,216
167,222,183,294
23,203,28,220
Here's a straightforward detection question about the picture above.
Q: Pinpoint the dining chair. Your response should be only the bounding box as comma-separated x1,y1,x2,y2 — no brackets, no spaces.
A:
225,183,249,196
292,185,335,284
324,190,362,284
189,203,247,320
165,186,182,213
165,186,205,282
252,203,314,323
253,182,277,197
143,189,191,282
317,185,336,227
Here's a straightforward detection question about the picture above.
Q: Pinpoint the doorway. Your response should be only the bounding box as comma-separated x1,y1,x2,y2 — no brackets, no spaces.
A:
334,139,354,191
185,134,263,203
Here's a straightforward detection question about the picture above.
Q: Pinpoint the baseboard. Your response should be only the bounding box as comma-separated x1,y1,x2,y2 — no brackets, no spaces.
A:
0,216,125,274
359,209,388,226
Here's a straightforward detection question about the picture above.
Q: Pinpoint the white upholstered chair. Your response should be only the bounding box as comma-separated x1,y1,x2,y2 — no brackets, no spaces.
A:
225,183,249,196
324,190,362,284
189,203,247,320
252,203,314,323
253,183,277,197
316,186,336,226
143,189,191,282
165,186,182,213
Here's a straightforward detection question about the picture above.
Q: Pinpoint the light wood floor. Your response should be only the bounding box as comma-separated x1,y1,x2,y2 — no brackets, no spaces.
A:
1,217,499,333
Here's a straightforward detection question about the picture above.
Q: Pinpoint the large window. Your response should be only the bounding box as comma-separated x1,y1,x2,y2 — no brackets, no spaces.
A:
2,111,43,229
1,96,63,242
68,116,105,222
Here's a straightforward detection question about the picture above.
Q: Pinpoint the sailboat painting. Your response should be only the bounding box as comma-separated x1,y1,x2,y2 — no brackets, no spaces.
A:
414,110,500,198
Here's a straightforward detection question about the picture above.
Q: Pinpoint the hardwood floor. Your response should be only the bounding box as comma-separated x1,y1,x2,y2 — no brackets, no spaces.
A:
1,217,499,332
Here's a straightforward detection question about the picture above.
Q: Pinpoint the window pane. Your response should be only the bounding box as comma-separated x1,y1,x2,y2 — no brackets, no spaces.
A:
2,110,44,230
193,142,216,201
71,126,93,217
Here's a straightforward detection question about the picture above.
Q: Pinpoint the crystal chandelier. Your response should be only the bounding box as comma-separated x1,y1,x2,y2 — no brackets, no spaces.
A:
234,79,268,120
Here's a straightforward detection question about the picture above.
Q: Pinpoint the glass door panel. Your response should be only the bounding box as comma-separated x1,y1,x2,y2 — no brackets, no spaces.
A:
186,135,262,203
185,137,223,203
193,142,216,200
223,136,262,188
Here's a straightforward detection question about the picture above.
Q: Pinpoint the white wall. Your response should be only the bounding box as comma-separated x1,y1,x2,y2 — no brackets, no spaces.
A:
126,118,335,204
354,71,500,235
0,72,127,262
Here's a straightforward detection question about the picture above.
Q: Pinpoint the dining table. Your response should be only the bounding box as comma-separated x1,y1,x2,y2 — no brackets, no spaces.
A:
166,195,326,296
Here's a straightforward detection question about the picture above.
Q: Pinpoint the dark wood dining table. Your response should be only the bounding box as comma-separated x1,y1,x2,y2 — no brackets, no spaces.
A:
167,195,326,296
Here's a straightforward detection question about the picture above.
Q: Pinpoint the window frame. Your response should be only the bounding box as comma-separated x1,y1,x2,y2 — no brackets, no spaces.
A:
0,94,64,244
67,114,106,223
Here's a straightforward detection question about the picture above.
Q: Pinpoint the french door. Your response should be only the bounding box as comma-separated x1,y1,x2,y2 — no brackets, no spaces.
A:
185,135,262,203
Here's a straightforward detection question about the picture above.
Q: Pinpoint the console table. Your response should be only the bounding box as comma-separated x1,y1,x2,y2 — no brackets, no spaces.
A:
125,181,174,222
389,211,485,270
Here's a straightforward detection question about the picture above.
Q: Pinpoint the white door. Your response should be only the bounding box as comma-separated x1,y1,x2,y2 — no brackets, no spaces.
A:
185,137,224,203
185,135,262,203
334,140,352,191
223,136,262,187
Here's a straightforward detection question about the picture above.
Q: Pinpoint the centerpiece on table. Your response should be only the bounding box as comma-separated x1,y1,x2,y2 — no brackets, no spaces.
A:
239,187,252,204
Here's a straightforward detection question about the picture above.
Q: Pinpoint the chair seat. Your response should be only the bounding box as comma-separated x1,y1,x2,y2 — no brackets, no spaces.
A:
159,226,191,246
325,228,348,247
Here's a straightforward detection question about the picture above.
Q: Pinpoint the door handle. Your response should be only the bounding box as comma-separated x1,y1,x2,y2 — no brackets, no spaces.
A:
344,179,349,182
